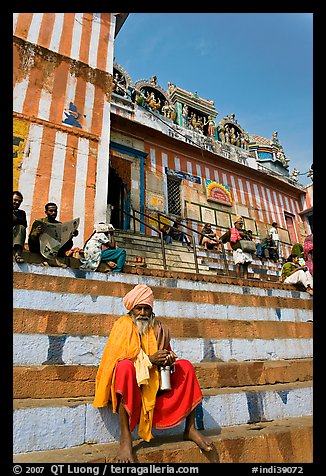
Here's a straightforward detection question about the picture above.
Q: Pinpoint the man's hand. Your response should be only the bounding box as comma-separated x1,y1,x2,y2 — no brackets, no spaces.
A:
149,350,177,367
35,224,45,236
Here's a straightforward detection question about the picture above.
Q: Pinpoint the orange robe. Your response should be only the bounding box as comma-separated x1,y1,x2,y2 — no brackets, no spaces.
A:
93,314,160,441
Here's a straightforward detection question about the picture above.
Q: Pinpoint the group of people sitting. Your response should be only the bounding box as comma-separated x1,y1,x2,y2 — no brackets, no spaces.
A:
13,191,127,273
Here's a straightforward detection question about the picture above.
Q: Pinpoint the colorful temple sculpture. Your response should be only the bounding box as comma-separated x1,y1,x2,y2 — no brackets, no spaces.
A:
13,13,312,260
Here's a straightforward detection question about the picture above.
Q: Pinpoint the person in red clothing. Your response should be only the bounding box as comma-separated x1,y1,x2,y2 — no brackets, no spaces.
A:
93,284,213,463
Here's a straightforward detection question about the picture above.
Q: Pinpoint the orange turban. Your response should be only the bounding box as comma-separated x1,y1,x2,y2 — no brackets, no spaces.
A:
123,284,154,311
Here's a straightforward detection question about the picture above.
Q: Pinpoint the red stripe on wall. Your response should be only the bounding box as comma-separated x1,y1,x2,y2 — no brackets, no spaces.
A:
78,13,93,65
96,13,111,72
59,133,79,222
48,60,70,125
38,13,55,50
21,62,43,118
14,13,33,40
84,141,98,241
58,13,75,58
30,126,57,222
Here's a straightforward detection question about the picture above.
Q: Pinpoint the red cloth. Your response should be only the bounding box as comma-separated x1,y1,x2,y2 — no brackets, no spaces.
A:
115,359,203,432
230,227,242,243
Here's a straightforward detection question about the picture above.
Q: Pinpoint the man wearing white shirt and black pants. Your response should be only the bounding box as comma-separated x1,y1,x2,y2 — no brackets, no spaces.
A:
269,222,281,261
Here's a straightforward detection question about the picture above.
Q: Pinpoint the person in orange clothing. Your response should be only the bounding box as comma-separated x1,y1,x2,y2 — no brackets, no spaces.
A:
93,284,213,463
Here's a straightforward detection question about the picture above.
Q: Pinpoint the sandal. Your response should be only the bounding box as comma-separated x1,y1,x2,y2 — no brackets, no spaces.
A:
14,253,24,263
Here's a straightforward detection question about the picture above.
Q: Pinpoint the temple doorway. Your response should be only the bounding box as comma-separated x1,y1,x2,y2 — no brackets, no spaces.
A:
107,166,130,230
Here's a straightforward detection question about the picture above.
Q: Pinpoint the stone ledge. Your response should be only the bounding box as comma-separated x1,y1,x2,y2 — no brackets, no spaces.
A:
13,359,313,399
13,416,313,463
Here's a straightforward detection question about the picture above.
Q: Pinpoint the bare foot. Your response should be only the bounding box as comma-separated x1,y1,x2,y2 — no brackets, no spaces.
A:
306,286,313,296
114,438,135,463
184,427,214,452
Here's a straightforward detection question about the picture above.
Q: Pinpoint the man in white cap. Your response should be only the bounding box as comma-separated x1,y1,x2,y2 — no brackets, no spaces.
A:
80,223,126,272
93,284,213,462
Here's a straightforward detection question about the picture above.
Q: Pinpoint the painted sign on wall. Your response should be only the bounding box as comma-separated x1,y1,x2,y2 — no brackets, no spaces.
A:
165,167,201,184
13,117,30,190
205,180,232,206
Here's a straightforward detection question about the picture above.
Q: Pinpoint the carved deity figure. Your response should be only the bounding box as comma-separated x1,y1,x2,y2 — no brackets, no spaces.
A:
290,168,300,182
204,116,216,137
113,72,126,96
150,75,158,87
270,131,280,147
146,91,161,111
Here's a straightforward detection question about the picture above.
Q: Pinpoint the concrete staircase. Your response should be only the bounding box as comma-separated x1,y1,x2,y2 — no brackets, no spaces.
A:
115,230,283,281
13,258,313,463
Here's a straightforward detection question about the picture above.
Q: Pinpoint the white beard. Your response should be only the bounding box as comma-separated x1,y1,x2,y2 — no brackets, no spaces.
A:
130,313,153,336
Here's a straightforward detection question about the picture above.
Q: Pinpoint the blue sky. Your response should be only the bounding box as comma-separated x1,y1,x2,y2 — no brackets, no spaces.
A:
114,13,313,186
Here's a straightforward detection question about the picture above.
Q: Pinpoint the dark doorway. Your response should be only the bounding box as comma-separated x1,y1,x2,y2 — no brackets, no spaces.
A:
107,167,125,230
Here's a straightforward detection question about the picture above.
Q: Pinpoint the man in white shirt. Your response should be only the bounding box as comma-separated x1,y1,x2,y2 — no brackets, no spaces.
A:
269,222,281,259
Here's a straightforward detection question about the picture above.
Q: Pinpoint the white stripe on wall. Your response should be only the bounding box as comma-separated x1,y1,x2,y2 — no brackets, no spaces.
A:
27,13,44,45
272,191,283,227
63,72,78,120
214,170,220,183
237,178,246,204
48,132,68,210
174,157,181,171
196,164,202,177
253,184,264,221
13,77,29,114
70,13,83,62
94,99,111,223
88,13,102,69
222,173,228,185
73,137,89,246
83,82,95,132
105,14,116,74
205,167,210,180
266,188,276,223
48,13,65,53
230,175,239,203
162,153,169,213
38,87,53,122
187,161,193,187
13,13,19,34
150,148,156,173
260,186,271,223
277,194,287,228
18,124,44,227
245,181,254,209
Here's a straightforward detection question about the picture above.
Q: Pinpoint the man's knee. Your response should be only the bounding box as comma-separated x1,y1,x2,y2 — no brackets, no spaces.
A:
175,359,195,375
116,359,136,378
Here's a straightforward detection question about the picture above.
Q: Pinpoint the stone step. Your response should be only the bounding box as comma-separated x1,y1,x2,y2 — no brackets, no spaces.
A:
14,269,312,321
13,381,312,454
14,359,313,399
13,333,313,366
14,309,312,339
13,415,313,463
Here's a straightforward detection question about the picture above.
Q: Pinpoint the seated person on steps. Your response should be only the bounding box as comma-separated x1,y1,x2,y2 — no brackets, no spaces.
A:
220,216,252,279
261,235,279,262
168,217,193,249
159,224,173,245
93,284,213,463
13,191,27,263
80,223,126,273
28,202,78,261
281,254,313,296
199,223,221,251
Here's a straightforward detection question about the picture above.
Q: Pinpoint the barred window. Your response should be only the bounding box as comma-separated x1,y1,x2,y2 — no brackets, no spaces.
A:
167,176,181,215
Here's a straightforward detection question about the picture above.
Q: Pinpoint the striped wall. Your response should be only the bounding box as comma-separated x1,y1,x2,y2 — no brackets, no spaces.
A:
13,13,117,247
143,141,305,254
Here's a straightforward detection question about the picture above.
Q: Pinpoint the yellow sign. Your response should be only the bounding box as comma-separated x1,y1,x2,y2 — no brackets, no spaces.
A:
13,118,30,190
